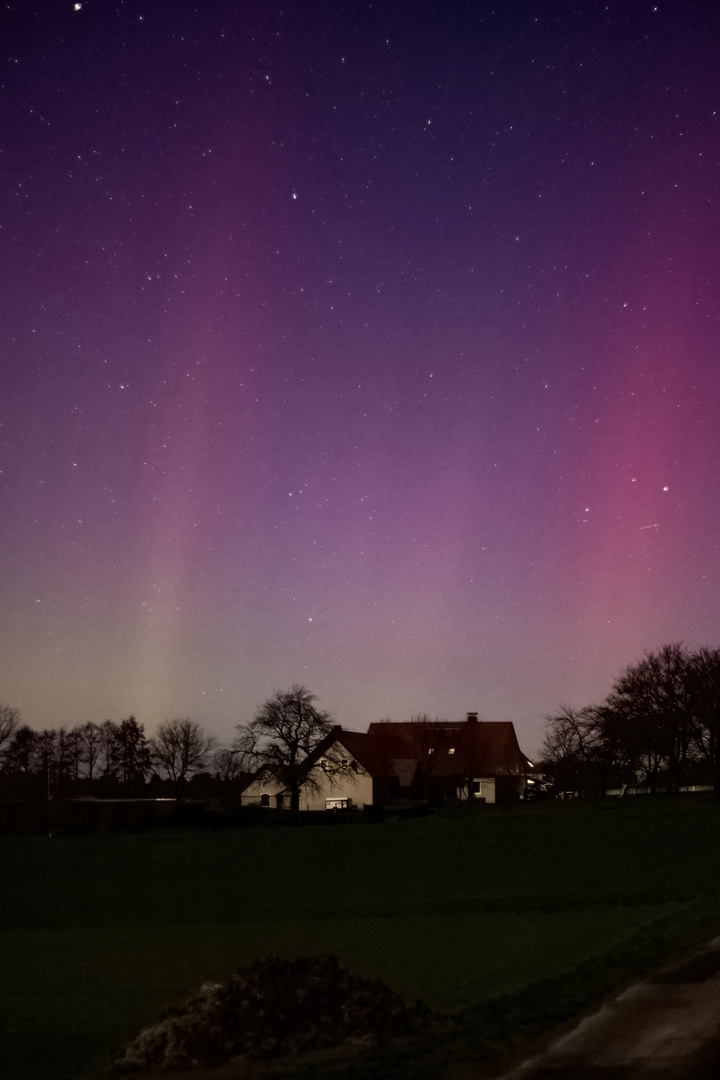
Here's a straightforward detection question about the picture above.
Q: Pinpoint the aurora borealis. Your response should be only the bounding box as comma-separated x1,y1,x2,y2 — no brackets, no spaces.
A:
2,1,720,753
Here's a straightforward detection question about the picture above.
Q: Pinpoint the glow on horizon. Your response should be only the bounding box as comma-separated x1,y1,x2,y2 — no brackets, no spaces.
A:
2,1,720,756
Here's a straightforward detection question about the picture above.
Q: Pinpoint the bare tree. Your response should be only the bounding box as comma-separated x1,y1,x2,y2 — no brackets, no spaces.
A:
35,729,59,798
55,727,81,794
2,725,37,774
689,646,720,797
543,643,709,799
0,704,19,765
99,720,121,778
541,705,601,797
79,722,103,783
235,685,334,811
610,643,696,795
151,718,217,793
589,703,634,796
115,716,152,787
210,746,250,783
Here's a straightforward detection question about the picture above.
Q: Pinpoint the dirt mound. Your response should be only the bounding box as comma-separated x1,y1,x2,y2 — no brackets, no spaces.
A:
119,955,435,1070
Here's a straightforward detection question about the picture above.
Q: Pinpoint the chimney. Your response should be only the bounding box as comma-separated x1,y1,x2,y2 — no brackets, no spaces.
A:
467,712,478,724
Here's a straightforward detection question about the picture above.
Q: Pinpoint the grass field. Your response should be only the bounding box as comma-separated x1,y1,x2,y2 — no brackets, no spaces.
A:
2,797,720,1080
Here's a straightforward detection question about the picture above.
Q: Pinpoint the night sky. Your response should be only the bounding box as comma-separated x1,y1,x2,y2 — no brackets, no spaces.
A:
2,0,720,754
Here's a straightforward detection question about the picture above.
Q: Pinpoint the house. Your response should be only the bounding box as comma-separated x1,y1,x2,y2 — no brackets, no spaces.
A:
240,714,531,810
240,727,377,811
366,713,531,805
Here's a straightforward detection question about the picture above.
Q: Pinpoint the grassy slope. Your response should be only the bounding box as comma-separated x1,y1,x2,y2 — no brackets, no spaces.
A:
1,798,719,1080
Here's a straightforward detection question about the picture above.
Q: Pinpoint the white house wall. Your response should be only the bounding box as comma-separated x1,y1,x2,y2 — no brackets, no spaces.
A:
301,759,373,810
241,775,288,808
456,777,496,803
241,749,374,811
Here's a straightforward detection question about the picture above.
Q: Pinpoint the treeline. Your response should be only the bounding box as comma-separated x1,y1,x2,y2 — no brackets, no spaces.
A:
0,711,247,800
541,643,720,798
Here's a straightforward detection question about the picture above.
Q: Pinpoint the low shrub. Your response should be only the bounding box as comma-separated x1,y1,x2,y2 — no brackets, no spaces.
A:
118,956,436,1071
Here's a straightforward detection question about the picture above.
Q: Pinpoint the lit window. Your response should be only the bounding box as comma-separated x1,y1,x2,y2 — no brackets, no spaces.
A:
448,748,455,755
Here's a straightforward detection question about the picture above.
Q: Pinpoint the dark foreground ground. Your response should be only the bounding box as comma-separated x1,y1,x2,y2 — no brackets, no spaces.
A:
4,799,720,1080
493,936,720,1079
113,936,720,1080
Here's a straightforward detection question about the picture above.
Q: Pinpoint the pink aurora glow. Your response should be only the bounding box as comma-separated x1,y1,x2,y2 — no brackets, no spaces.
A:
1,1,720,755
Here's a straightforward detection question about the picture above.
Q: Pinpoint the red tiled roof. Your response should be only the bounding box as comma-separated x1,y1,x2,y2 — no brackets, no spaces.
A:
366,720,528,776
245,719,529,792
330,730,414,779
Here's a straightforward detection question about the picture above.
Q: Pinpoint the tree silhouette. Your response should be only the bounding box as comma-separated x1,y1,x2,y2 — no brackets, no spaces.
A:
115,716,152,788
151,718,217,795
235,685,334,811
0,704,19,765
689,646,720,797
608,643,695,795
79,722,103,784
541,705,600,796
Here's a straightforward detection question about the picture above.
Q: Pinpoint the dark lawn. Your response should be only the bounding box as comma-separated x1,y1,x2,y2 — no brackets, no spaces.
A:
2,797,720,1080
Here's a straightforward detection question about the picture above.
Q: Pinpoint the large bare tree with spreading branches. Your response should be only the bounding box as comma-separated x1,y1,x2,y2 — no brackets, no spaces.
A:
234,685,334,811
151,718,217,794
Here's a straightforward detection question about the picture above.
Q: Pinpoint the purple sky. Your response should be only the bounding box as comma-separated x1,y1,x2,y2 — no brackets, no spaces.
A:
2,1,720,756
